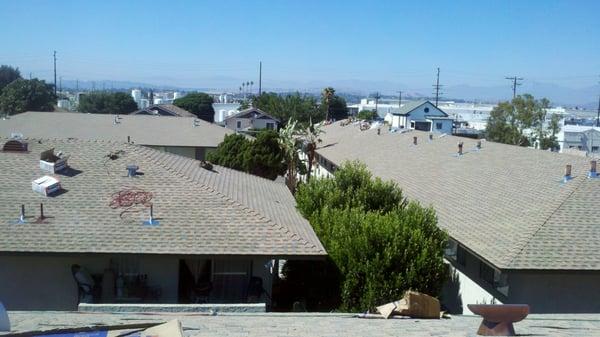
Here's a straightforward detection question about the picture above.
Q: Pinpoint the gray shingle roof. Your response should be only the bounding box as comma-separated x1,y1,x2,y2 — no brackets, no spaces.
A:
393,100,428,115
0,138,325,257
224,108,280,122
316,122,599,270
0,111,233,148
132,104,197,118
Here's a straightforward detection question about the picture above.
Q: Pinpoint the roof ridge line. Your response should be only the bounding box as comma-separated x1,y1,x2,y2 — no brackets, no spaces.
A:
507,175,588,268
138,148,319,251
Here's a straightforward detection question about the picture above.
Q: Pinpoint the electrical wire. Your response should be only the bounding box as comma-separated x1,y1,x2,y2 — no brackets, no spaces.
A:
109,187,153,218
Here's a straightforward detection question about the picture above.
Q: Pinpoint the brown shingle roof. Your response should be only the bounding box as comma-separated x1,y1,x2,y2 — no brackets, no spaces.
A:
0,138,325,257
316,122,599,270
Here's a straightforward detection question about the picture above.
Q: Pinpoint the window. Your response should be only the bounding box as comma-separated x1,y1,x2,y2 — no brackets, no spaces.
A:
479,261,509,296
436,122,443,130
236,121,242,129
410,121,415,129
424,107,430,113
577,146,583,150
266,122,275,130
592,146,599,153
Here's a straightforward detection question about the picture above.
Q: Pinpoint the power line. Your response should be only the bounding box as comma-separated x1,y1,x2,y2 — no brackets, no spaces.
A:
505,76,523,98
432,67,444,107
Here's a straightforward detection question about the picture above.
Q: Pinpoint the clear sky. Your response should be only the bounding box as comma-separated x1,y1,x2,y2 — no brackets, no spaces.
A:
1,0,599,92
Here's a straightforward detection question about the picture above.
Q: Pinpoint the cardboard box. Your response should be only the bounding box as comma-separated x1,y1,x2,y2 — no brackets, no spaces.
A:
32,176,61,196
39,148,69,173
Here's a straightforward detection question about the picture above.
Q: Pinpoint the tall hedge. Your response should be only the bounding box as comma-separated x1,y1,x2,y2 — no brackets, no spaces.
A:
291,161,447,312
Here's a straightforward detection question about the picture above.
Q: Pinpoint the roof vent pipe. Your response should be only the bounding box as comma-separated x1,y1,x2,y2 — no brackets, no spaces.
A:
590,160,598,178
12,204,26,224
126,165,139,177
429,134,433,141
477,140,482,149
458,142,464,155
564,164,572,182
413,136,418,145
143,204,160,226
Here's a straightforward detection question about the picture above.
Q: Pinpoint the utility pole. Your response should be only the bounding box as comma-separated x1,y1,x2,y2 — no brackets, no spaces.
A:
258,61,262,96
76,79,79,92
373,92,381,113
59,76,62,93
432,67,443,107
596,94,599,127
53,51,57,96
396,90,402,108
505,76,523,99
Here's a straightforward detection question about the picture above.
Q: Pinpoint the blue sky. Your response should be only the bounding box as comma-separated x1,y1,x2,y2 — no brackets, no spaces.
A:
1,0,599,92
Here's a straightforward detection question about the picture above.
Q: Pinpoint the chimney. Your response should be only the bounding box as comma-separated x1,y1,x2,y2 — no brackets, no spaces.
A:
413,136,418,145
590,160,598,178
458,142,464,155
564,164,572,181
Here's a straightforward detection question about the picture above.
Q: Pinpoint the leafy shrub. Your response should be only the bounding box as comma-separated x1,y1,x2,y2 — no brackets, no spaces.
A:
288,161,447,312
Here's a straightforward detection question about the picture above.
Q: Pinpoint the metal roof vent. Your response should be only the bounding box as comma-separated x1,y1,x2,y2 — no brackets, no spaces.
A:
113,115,121,125
11,205,27,224
458,141,464,156
429,134,433,141
193,118,201,127
2,138,28,152
413,136,418,146
563,164,573,183
477,140,482,149
126,165,139,177
143,204,159,226
589,160,598,178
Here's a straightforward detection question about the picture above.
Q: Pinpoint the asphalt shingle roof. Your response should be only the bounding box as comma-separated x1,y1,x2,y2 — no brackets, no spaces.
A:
316,122,599,270
0,138,325,257
0,111,234,148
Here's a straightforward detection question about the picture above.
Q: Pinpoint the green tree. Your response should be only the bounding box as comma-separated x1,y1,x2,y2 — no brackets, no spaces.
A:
206,134,250,171
78,92,138,114
0,78,55,115
357,109,378,120
0,65,21,91
279,120,301,191
252,92,324,126
207,131,286,180
173,92,215,122
321,87,335,121
485,94,556,148
299,120,324,182
244,130,286,180
287,162,447,312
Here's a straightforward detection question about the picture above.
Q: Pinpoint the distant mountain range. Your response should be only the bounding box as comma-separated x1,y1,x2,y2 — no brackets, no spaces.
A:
59,78,599,110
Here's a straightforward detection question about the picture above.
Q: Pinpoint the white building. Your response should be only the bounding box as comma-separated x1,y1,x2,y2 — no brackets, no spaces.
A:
223,108,279,132
131,89,142,108
558,124,600,156
389,100,453,134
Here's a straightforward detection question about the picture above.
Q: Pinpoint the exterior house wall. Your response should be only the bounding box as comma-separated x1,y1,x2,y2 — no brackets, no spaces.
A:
225,118,278,131
507,271,600,313
429,119,453,134
0,254,275,311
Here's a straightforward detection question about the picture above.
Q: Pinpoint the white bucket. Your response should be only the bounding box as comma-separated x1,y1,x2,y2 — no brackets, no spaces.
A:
0,302,9,331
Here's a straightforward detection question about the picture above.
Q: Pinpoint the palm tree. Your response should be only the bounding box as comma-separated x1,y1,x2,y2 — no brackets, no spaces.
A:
322,87,335,121
250,81,254,94
278,119,300,192
299,118,324,182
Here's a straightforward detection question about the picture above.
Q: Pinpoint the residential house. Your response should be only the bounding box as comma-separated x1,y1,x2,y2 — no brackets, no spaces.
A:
388,100,454,134
312,122,600,314
0,137,325,310
130,104,197,118
558,125,600,156
223,108,279,132
0,111,234,160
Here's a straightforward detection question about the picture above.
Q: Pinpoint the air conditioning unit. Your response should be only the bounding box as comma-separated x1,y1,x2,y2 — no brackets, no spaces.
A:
32,176,61,196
